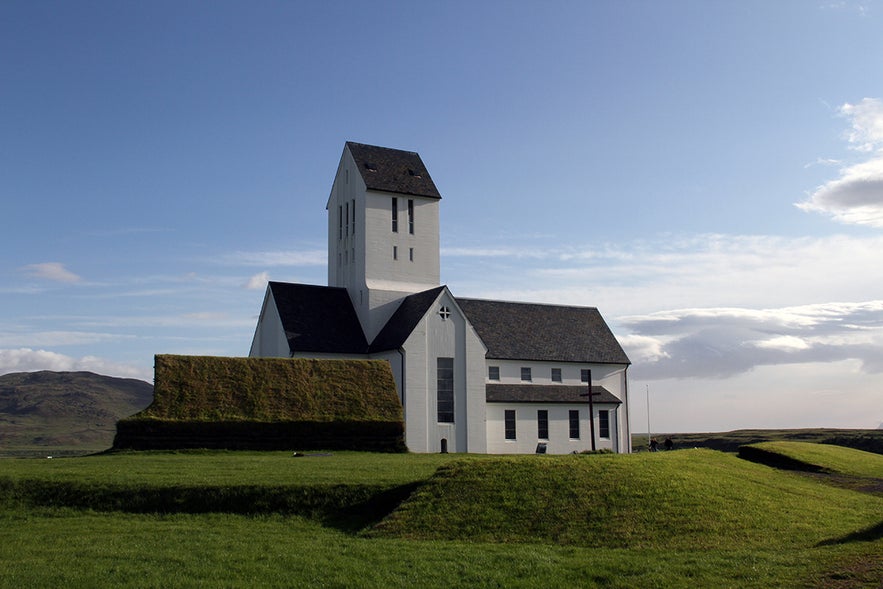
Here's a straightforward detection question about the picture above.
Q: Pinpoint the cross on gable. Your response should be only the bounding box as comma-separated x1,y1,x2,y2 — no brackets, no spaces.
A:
438,306,451,320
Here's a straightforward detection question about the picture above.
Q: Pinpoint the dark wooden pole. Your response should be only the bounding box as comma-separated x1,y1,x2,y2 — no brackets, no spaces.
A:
579,369,600,452
586,369,596,451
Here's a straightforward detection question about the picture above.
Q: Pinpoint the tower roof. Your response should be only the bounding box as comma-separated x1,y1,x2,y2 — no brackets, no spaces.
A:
346,141,441,199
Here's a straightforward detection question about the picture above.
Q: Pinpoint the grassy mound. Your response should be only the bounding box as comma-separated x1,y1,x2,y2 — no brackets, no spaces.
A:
739,441,883,479
114,356,405,451
369,449,882,550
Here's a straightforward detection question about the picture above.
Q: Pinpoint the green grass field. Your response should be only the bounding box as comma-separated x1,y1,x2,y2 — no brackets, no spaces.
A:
1,445,881,588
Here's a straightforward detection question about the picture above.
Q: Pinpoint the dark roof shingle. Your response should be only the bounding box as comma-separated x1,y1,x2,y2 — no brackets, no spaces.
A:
346,142,441,199
269,282,368,354
486,384,621,404
369,286,446,352
457,298,630,364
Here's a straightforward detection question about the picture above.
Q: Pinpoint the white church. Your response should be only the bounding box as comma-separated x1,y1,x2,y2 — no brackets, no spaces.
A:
250,142,632,454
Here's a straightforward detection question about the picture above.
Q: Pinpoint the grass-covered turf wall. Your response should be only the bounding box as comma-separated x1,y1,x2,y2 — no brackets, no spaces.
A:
113,355,405,452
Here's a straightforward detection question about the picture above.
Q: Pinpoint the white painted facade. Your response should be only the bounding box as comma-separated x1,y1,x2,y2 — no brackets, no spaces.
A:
250,142,631,454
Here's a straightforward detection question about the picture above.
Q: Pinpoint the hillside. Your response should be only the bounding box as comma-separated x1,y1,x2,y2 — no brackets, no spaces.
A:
633,428,883,454
369,449,883,550
2,446,881,586
0,371,153,457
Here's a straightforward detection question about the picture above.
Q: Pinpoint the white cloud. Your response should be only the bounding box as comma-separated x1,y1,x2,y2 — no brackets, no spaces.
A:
0,348,151,381
244,271,270,290
221,250,325,267
448,233,883,317
0,330,128,347
840,97,883,152
22,262,82,283
797,98,883,227
619,300,883,379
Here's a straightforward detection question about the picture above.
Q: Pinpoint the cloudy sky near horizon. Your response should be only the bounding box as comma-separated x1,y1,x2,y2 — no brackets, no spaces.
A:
2,1,882,432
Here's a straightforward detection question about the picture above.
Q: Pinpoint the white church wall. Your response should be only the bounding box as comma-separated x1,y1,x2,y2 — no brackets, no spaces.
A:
463,316,489,454
248,289,289,358
398,290,489,454
485,403,620,454
363,191,439,292
485,359,625,390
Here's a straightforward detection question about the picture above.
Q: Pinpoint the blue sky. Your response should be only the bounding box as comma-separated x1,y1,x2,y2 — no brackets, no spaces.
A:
2,1,882,432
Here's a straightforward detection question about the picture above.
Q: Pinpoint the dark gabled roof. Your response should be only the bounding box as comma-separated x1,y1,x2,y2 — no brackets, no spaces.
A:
269,282,368,354
486,384,621,404
456,298,630,364
369,286,447,352
346,142,441,199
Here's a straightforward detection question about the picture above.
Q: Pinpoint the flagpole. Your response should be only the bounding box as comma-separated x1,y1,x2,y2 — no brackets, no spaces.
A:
646,385,651,450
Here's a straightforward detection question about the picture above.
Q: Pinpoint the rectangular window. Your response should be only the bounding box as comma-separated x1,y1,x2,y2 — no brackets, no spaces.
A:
599,410,610,439
581,369,591,383
352,199,355,235
551,368,562,382
488,366,500,381
338,205,342,240
569,410,580,439
409,247,414,262
504,410,516,440
393,246,398,260
437,357,454,423
537,410,549,440
408,199,414,234
391,197,398,232
521,367,532,381
345,201,349,236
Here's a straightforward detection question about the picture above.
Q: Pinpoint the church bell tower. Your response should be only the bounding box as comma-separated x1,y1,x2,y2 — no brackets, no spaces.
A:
326,142,442,342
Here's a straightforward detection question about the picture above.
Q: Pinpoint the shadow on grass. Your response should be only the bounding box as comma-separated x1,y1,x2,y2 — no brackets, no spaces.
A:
816,520,883,547
0,477,422,534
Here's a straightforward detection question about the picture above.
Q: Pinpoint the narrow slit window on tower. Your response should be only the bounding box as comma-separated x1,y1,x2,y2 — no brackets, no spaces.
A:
409,247,414,262
338,205,342,240
345,202,349,236
351,199,355,235
393,245,398,260
408,199,414,234
391,197,398,232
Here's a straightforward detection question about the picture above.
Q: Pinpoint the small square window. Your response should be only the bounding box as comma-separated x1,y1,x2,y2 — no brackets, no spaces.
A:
551,368,562,382
488,366,500,381
521,367,532,382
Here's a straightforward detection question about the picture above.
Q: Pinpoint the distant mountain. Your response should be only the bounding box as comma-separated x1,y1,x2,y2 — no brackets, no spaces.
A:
0,371,153,457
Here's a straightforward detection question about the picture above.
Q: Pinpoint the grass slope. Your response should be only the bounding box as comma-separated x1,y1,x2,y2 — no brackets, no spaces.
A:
740,441,883,479
633,429,883,454
0,371,153,457
370,449,882,551
1,447,881,587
